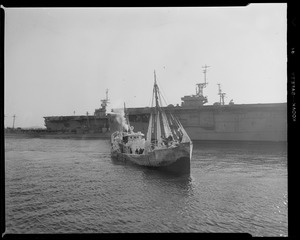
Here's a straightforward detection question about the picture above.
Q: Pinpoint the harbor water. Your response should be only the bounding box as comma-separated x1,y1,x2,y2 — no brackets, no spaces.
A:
4,138,287,236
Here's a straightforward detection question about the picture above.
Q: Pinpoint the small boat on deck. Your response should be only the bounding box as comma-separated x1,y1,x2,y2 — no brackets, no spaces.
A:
111,71,193,174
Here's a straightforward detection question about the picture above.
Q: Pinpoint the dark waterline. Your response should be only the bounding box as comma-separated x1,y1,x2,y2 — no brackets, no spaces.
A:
4,138,287,236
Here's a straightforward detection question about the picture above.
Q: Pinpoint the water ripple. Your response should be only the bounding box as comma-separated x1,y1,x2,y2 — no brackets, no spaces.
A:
5,139,287,236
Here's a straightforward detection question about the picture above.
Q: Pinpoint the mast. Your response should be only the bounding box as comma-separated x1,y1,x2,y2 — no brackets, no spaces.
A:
202,64,210,85
154,71,159,113
86,112,90,128
194,64,210,108
153,70,160,142
196,65,209,96
217,83,226,105
12,114,16,129
100,89,110,110
106,89,109,101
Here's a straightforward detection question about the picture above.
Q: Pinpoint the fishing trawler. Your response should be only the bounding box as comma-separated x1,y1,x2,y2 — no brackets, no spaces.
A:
111,71,193,174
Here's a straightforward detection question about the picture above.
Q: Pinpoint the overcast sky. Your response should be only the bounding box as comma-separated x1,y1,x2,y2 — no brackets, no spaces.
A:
4,4,287,128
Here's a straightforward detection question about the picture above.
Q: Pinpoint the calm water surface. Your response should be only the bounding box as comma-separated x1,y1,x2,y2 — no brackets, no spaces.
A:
4,138,287,236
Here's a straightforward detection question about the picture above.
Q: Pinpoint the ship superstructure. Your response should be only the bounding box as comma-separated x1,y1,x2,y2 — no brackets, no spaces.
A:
125,67,287,142
42,68,287,142
181,65,210,107
43,89,115,134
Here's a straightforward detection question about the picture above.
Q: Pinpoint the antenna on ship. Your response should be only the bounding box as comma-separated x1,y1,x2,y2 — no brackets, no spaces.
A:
86,111,91,129
101,89,110,110
105,89,109,102
217,84,226,105
202,64,210,85
12,114,16,129
196,64,210,97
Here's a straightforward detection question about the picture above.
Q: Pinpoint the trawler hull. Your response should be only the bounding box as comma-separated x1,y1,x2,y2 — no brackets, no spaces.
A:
111,142,191,174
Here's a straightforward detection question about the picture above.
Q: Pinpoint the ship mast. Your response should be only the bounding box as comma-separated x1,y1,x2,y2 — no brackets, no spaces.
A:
154,71,159,112
203,64,209,85
153,70,159,142
12,114,16,129
196,64,210,97
101,89,110,109
86,111,90,128
106,89,109,101
217,83,226,105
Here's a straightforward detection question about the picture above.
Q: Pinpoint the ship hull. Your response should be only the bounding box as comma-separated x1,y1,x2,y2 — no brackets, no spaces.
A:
42,103,287,142
5,131,111,139
37,132,111,139
4,132,39,139
111,142,191,175
126,103,287,142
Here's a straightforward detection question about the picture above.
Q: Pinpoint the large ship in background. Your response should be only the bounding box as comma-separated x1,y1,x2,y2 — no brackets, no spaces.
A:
5,67,287,142
5,90,118,139
126,66,287,142
42,89,119,139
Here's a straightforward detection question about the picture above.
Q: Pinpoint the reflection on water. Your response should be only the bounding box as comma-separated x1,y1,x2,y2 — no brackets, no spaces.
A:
5,138,287,236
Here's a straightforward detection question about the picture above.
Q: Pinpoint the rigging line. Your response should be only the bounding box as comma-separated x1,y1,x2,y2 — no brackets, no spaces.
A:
152,81,164,112
148,87,151,107
170,113,180,128
160,87,169,107
148,84,155,107
152,84,155,107
155,76,169,106
155,80,169,114
161,94,168,107
147,95,152,107
168,113,180,139
154,84,167,138
157,87,172,139
157,86,164,108
158,84,169,106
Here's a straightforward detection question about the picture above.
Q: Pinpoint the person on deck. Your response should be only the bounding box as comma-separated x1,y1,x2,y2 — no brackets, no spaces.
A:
162,136,168,146
167,135,173,142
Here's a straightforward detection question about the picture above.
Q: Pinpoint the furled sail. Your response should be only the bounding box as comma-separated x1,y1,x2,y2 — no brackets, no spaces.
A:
145,70,191,152
172,114,191,143
169,113,181,140
161,111,172,138
146,113,153,143
156,111,162,146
